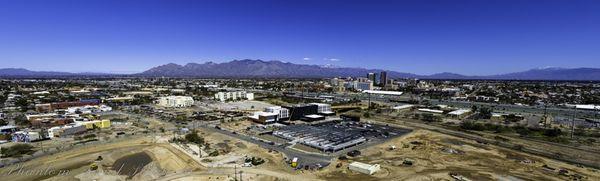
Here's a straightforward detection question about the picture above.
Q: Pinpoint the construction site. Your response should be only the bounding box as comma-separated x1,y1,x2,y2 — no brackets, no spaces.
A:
317,129,600,181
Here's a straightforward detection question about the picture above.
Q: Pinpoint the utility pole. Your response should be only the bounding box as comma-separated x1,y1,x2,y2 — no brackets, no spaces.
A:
571,106,576,139
234,165,237,181
239,170,243,181
543,105,548,128
368,93,371,110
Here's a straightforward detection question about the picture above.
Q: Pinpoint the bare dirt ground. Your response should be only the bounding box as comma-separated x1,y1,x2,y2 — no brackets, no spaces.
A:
166,127,324,180
0,135,203,181
317,129,600,181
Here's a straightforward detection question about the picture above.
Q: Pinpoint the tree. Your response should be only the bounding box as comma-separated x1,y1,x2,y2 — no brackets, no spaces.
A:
543,128,562,137
185,131,205,145
471,105,478,112
14,114,29,126
421,113,441,122
1,144,34,158
14,98,29,110
479,107,493,119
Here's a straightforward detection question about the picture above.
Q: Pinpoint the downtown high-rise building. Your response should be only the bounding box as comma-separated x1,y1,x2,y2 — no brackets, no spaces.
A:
380,71,387,86
367,73,377,83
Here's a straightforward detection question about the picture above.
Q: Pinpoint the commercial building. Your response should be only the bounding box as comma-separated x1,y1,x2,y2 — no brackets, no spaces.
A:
283,104,319,121
30,118,74,128
447,109,472,119
281,103,334,121
309,103,334,115
379,71,387,86
248,112,279,124
265,106,290,120
74,119,111,129
67,105,112,114
157,96,194,108
214,91,255,102
0,125,18,135
249,106,290,124
35,99,101,112
48,124,87,138
367,73,377,83
349,162,381,175
12,131,43,142
418,108,444,114
345,81,373,91
362,90,403,96
392,104,414,111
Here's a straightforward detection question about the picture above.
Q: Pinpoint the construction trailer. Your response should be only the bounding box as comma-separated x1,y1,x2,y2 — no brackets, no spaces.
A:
348,161,381,175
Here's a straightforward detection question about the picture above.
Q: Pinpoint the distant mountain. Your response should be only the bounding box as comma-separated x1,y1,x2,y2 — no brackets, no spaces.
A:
425,72,473,80
3,60,600,80
138,60,600,80
138,59,420,78
0,68,74,76
0,68,112,77
485,68,600,81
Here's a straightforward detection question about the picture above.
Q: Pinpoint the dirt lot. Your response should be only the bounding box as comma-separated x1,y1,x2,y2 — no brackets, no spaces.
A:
195,127,286,170
317,129,600,181
0,136,203,181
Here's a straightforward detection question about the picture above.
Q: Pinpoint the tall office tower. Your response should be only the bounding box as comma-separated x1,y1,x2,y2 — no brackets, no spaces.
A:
380,71,387,86
367,73,377,83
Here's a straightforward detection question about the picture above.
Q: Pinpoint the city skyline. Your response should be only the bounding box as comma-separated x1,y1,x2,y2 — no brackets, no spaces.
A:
1,0,599,75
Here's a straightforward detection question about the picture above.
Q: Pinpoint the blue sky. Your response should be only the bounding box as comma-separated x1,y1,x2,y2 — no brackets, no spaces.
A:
0,0,599,75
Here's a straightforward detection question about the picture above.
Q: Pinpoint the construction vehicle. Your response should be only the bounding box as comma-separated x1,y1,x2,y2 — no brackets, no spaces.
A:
89,163,98,171
291,157,298,168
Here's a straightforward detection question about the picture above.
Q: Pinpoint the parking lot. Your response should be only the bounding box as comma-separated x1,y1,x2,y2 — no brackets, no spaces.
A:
274,121,412,153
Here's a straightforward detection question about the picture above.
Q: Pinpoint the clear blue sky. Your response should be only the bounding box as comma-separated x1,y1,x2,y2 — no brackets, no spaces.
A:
1,0,599,75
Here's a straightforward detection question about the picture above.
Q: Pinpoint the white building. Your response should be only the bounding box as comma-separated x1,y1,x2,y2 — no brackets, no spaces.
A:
214,91,254,102
249,106,290,124
309,103,334,115
157,96,195,108
248,112,279,124
447,109,471,119
345,81,373,91
392,104,414,111
265,106,289,120
67,105,112,114
418,108,444,114
348,162,381,175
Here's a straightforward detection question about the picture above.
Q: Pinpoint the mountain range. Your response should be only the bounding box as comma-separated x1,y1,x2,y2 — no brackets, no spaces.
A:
0,68,111,77
2,60,600,80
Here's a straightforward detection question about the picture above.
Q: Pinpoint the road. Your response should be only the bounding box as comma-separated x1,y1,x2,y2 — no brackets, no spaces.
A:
266,90,599,118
